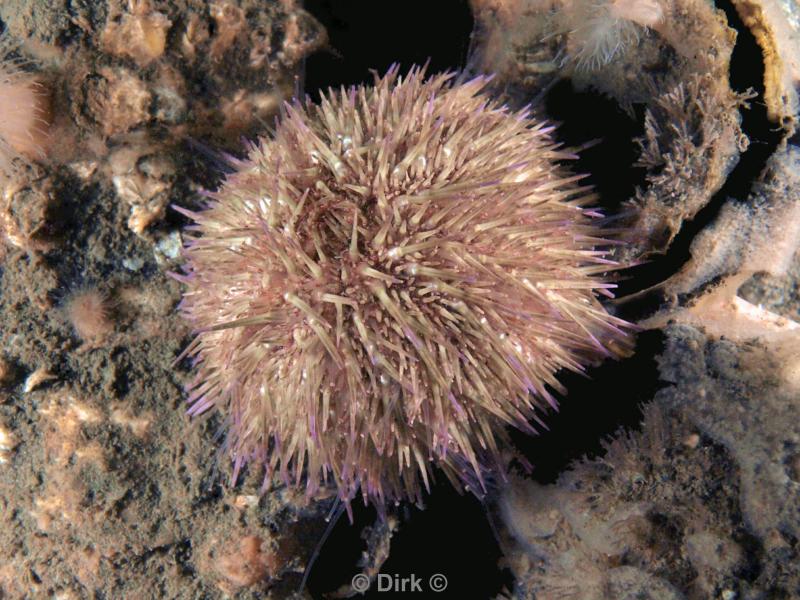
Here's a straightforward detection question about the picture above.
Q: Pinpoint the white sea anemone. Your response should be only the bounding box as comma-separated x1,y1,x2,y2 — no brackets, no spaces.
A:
561,0,665,71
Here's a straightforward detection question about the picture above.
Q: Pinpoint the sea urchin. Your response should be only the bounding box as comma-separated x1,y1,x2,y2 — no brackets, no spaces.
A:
0,42,50,178
174,66,633,511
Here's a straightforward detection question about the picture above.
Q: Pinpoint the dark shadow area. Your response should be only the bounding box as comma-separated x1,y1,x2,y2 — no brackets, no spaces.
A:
616,0,785,298
511,329,666,483
302,0,473,100
544,80,648,214
305,501,376,597
717,0,785,195
372,487,512,599
307,482,512,599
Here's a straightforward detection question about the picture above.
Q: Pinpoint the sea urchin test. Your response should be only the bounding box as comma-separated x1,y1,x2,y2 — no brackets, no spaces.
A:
174,66,633,511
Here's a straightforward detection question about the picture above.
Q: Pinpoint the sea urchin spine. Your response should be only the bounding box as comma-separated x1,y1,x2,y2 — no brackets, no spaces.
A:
174,66,633,512
0,42,50,178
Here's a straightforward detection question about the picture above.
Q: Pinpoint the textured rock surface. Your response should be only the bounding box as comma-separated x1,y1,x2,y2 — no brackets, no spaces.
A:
501,322,800,599
492,0,800,595
0,1,332,598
